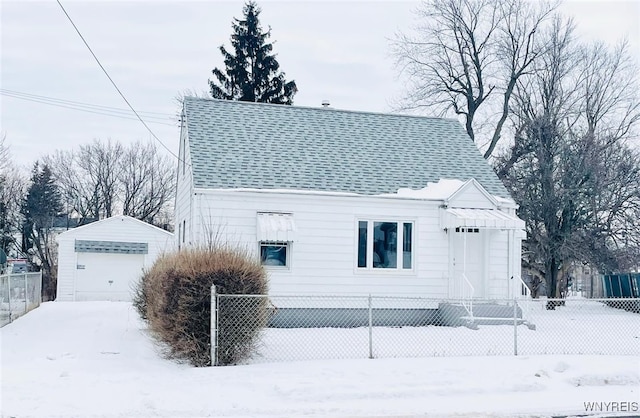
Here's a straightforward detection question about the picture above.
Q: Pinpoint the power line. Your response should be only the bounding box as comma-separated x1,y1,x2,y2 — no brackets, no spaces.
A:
1,90,176,126
55,0,184,164
1,88,174,119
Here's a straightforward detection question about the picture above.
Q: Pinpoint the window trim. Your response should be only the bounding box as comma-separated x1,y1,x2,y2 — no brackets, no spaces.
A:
259,241,291,270
355,219,415,273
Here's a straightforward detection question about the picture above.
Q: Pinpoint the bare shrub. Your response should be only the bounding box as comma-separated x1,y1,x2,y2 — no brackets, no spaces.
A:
131,271,149,321
134,246,268,366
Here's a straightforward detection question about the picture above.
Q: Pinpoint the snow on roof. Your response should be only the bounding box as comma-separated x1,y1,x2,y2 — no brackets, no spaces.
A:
197,184,462,201
197,179,517,206
390,179,466,200
374,178,465,200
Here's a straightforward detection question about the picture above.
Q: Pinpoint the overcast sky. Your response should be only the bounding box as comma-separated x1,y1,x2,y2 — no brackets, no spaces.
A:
1,0,639,168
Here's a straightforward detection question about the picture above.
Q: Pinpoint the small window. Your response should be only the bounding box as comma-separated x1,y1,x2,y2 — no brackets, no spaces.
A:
260,242,289,267
357,220,413,270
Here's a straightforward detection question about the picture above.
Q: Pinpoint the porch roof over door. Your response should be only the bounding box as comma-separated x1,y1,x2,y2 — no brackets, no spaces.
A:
442,208,525,230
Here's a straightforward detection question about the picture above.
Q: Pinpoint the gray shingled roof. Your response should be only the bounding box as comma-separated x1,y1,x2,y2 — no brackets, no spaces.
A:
183,97,511,199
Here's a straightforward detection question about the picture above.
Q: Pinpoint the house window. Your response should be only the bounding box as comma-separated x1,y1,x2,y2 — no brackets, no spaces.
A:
260,242,289,267
357,221,413,270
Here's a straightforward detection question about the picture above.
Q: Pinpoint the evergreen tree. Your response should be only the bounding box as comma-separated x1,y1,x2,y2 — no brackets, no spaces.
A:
21,162,63,300
209,1,297,104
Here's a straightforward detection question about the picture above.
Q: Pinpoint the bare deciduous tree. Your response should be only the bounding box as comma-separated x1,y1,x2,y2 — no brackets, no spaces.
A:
0,133,9,172
45,139,176,229
80,139,123,219
496,17,640,300
120,141,176,227
45,149,101,224
0,136,27,258
579,40,640,143
392,0,556,158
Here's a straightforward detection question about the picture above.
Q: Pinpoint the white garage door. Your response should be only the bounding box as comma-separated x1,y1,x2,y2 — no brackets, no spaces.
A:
75,252,145,301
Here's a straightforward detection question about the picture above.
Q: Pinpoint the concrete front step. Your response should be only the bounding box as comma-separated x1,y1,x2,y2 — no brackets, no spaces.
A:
438,302,536,330
460,316,536,330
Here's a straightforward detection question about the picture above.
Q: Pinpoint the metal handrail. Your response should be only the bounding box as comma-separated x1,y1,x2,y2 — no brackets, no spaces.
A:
514,275,531,298
461,273,474,317
513,275,532,324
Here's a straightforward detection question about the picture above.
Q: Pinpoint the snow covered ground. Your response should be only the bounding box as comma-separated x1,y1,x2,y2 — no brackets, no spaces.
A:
1,302,639,417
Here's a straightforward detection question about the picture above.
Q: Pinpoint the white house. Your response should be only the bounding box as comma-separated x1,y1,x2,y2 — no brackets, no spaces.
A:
175,97,526,302
56,215,174,301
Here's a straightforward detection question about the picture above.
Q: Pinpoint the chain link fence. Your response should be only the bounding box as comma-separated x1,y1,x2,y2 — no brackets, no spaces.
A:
213,292,640,365
0,272,43,327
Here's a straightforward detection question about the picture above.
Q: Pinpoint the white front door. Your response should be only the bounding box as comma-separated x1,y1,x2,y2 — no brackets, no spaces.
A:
452,228,486,298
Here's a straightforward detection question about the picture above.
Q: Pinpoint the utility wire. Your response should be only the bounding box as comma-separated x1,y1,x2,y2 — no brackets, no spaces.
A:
1,88,173,119
2,90,176,126
55,0,184,164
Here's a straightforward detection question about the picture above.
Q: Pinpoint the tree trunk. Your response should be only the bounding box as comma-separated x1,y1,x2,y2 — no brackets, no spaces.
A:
545,257,559,309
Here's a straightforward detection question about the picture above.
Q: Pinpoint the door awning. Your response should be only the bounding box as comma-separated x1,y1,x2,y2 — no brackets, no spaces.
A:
257,213,296,242
443,208,525,230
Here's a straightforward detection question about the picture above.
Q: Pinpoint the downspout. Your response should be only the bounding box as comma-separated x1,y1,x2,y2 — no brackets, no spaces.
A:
511,229,519,298
508,229,514,298
463,229,467,278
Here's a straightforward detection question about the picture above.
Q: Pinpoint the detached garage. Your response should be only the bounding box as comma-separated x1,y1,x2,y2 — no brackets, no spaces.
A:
56,216,174,301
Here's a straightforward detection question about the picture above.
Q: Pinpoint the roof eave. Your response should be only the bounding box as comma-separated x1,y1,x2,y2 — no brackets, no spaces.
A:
192,187,458,202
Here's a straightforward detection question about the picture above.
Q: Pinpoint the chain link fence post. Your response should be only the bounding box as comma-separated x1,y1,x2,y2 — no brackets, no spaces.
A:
368,294,373,359
210,285,218,366
513,297,518,356
7,274,12,323
25,274,29,313
37,271,42,307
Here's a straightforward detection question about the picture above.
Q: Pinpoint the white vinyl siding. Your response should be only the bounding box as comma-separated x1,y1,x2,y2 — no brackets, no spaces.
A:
191,191,458,298
174,122,193,248
448,181,497,209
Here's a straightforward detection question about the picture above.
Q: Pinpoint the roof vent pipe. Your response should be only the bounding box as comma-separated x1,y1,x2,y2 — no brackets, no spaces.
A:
321,100,330,108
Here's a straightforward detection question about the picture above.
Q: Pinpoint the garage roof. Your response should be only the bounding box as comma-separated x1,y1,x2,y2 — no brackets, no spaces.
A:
56,215,173,242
